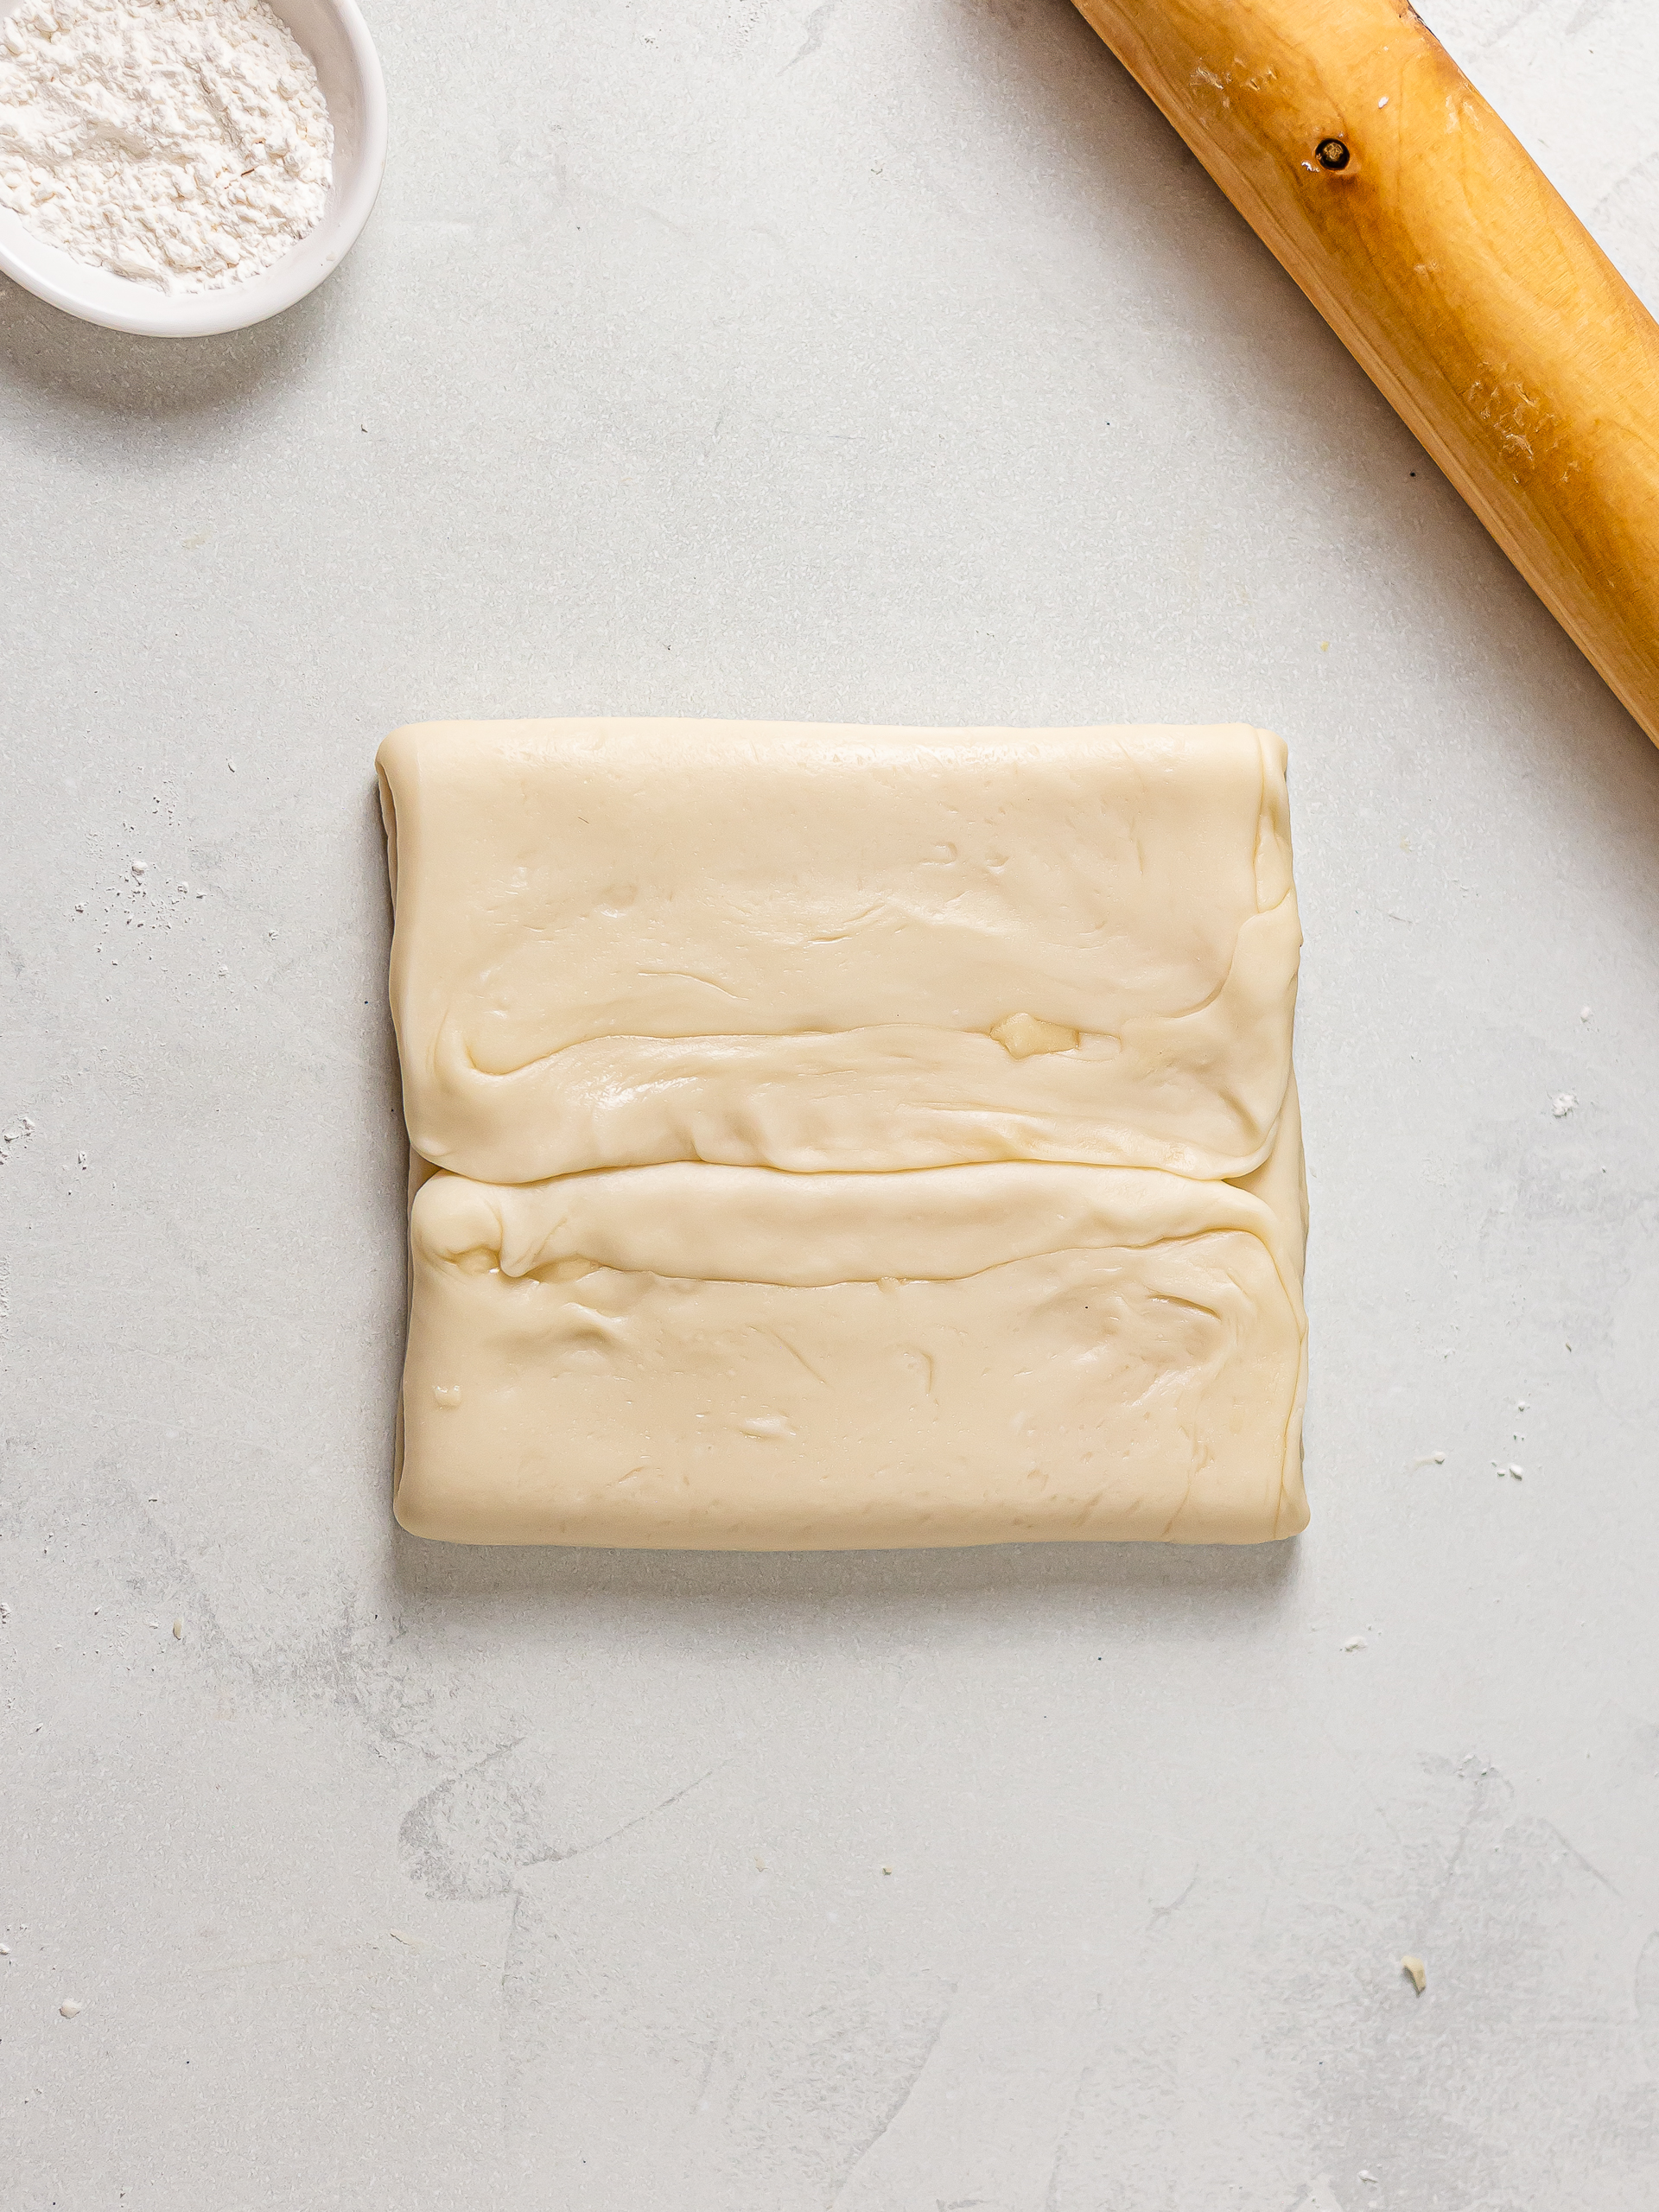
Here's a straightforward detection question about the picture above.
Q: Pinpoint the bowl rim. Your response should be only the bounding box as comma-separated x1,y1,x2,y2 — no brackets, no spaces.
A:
0,0,387,337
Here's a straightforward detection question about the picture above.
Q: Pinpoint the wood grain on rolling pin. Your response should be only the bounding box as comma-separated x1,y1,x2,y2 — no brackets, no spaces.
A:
1070,0,1659,748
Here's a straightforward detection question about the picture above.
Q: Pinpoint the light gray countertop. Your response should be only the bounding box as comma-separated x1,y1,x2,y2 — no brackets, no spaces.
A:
5,4,1659,2206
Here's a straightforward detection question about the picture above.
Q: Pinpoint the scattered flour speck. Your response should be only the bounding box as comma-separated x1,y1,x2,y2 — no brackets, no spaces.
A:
0,0,332,292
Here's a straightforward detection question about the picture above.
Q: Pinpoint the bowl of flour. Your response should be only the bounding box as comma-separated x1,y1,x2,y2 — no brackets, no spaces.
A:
0,0,385,334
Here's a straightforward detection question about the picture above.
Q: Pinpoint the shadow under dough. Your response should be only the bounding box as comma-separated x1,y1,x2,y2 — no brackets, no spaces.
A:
388,1517,1305,1620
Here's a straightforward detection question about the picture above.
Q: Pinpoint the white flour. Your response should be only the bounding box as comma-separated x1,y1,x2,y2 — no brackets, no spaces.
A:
0,0,332,292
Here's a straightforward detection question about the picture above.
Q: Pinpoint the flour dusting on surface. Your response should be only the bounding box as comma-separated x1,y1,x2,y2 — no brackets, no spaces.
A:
0,0,331,291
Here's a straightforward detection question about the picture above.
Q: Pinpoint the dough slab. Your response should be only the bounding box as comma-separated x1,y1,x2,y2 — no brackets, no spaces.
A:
378,719,1307,1549
397,1159,1307,1548
377,719,1299,1184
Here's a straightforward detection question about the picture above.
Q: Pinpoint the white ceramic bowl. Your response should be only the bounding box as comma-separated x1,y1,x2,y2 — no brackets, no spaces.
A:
0,0,386,336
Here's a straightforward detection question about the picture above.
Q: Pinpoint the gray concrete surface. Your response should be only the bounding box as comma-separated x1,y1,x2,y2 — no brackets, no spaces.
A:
4,3,1659,2206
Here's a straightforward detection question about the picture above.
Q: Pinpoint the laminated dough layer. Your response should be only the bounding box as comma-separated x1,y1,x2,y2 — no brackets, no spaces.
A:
396,1160,1308,1549
377,719,1300,1185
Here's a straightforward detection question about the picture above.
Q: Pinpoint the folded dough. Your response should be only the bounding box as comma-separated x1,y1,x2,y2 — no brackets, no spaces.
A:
378,718,1309,1549
397,1159,1307,1548
377,719,1300,1184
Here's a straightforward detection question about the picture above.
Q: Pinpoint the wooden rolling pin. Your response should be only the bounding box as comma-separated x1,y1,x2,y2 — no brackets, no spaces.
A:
1070,0,1659,748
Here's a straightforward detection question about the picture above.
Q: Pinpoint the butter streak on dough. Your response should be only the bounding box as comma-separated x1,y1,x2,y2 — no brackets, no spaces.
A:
378,718,1308,1549
398,1160,1307,1548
